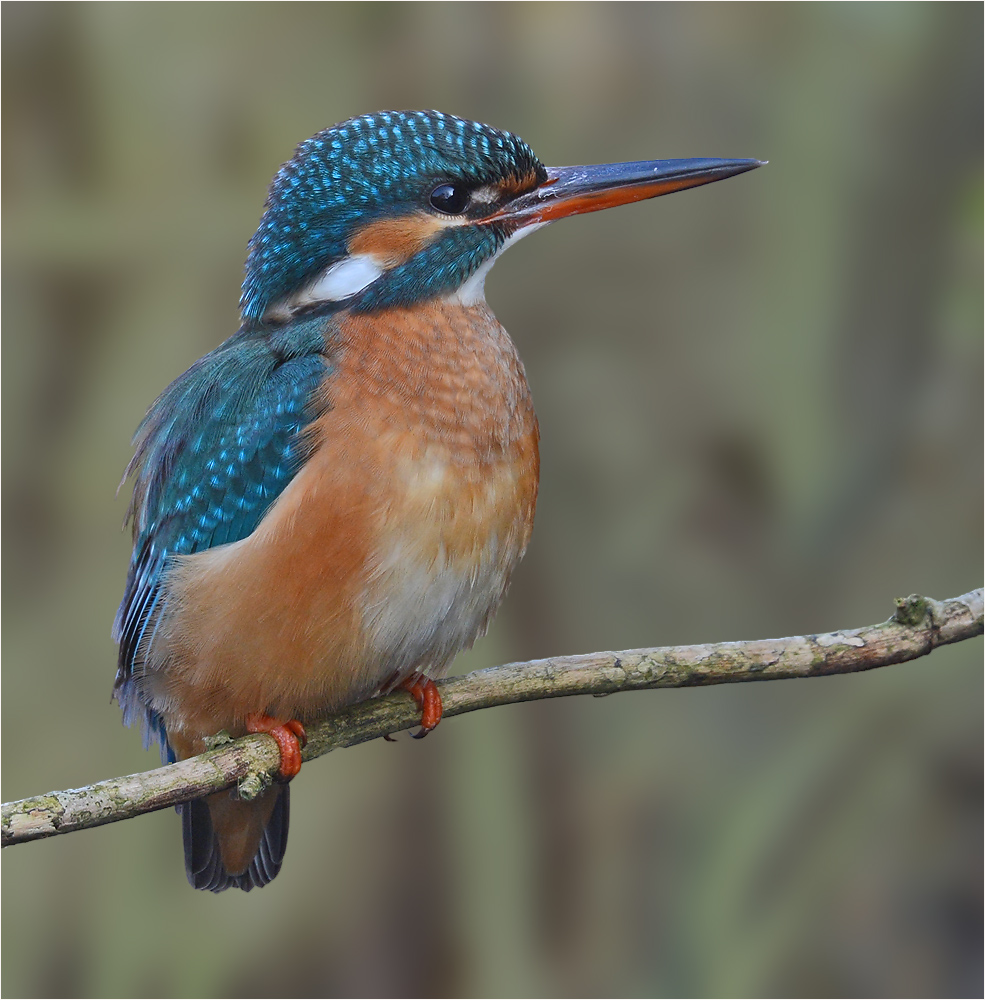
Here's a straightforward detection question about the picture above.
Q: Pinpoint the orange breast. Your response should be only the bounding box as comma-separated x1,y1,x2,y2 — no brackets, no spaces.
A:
152,300,539,746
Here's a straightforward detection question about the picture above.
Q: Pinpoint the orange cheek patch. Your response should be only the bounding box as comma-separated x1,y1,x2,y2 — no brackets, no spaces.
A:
495,169,543,202
348,213,447,267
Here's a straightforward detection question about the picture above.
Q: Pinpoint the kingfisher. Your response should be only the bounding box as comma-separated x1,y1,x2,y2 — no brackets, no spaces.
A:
114,110,760,892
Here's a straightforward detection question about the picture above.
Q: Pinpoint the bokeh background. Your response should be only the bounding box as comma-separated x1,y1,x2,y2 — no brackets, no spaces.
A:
3,4,981,997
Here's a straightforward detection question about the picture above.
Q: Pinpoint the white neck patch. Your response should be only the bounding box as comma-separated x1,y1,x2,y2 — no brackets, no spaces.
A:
263,253,384,321
450,223,546,307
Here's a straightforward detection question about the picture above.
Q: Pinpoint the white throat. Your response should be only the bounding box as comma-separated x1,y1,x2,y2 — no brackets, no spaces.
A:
448,223,546,307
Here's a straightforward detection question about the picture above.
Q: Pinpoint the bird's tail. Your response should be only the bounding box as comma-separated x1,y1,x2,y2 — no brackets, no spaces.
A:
182,784,289,892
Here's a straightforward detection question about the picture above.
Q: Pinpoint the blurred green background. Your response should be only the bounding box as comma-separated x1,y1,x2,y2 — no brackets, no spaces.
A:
3,4,981,997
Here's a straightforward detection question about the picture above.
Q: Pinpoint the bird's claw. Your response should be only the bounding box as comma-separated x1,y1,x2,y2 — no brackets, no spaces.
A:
400,674,443,736
283,718,308,748
245,713,307,780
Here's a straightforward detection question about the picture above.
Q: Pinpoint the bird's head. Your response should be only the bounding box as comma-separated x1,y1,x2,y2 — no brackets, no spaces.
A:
241,110,761,325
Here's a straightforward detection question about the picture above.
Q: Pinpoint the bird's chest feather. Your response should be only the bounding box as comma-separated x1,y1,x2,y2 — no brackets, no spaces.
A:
326,301,540,676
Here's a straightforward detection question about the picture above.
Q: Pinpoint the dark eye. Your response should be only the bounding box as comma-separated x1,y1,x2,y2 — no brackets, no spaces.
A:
429,183,470,215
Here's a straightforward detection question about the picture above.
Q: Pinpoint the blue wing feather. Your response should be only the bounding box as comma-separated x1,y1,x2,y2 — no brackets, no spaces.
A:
114,317,332,748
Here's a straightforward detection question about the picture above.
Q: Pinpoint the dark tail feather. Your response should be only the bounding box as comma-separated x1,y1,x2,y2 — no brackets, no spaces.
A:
182,786,290,892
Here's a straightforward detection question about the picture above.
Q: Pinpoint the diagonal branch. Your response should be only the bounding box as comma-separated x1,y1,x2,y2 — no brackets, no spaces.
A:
3,589,981,849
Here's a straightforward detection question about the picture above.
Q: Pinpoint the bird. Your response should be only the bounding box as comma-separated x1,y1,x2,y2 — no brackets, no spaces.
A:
114,109,760,892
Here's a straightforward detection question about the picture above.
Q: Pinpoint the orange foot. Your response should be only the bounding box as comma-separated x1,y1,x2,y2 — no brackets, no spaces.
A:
400,675,443,739
245,713,307,780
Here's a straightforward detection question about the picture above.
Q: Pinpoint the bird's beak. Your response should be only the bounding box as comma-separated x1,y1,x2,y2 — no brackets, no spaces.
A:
494,158,764,226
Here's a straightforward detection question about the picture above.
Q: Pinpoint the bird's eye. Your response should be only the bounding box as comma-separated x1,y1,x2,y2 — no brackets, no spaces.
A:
429,183,471,215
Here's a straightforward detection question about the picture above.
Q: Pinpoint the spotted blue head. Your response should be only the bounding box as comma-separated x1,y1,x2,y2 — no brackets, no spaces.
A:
241,110,762,325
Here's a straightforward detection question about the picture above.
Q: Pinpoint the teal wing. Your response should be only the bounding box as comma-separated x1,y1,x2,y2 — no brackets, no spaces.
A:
113,317,331,749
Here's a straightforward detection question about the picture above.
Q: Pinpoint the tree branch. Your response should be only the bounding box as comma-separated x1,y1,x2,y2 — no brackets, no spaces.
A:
4,589,981,848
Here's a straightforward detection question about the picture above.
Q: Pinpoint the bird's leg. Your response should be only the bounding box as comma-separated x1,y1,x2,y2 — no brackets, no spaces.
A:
245,713,307,780
400,674,443,738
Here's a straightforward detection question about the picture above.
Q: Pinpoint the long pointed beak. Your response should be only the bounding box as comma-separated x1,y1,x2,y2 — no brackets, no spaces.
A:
495,158,764,225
